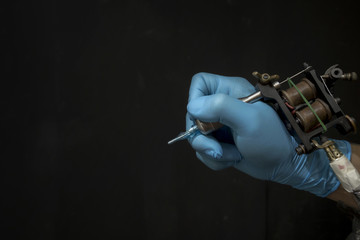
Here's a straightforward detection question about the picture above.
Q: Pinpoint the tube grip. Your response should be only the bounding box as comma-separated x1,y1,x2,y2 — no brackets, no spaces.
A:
195,120,224,134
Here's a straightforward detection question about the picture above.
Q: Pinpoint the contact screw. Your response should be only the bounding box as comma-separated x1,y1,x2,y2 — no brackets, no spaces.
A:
341,72,358,81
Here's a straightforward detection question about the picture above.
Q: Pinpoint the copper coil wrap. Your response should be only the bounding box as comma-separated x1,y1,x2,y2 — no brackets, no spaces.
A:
281,78,317,106
295,99,332,132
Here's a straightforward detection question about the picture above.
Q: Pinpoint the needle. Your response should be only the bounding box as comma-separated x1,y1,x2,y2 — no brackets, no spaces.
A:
167,125,199,144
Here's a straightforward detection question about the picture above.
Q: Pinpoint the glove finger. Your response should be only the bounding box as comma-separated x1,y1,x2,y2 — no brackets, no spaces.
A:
188,73,255,102
187,111,234,144
186,112,223,158
196,143,242,171
187,93,255,131
192,135,223,159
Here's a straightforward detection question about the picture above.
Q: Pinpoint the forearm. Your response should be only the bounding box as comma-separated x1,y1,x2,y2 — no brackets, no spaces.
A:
327,143,360,209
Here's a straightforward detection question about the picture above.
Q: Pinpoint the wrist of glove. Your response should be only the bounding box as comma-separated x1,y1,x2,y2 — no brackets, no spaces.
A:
186,72,351,197
271,138,351,197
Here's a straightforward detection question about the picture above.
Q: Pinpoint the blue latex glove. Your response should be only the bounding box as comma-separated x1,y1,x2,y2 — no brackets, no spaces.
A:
186,72,351,197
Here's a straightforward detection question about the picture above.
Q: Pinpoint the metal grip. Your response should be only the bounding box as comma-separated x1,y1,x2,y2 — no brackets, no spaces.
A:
195,120,224,134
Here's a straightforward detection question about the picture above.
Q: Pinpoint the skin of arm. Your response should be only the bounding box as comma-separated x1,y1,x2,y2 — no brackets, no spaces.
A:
327,144,360,209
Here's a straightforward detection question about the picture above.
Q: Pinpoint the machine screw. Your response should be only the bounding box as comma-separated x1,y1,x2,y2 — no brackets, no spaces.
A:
295,145,305,155
252,71,280,85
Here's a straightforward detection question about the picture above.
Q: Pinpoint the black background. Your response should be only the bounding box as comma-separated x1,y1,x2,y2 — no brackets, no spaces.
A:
2,0,360,239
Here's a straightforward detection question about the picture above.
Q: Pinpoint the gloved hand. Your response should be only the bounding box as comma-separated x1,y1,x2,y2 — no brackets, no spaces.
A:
186,72,351,197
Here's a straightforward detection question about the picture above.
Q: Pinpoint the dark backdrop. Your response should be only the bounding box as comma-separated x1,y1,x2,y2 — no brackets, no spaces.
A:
2,0,360,239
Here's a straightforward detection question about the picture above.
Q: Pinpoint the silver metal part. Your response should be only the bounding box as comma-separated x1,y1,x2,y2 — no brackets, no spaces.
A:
320,75,334,98
272,81,281,89
279,66,312,85
239,91,262,103
168,125,199,144
320,74,345,116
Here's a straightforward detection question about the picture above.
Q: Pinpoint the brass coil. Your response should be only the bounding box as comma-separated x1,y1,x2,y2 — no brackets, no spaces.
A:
295,99,332,132
281,78,317,106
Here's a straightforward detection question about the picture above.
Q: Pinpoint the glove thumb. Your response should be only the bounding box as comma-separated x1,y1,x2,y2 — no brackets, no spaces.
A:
187,93,252,131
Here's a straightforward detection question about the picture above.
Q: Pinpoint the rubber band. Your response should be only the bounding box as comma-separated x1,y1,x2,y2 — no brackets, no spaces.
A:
287,78,327,132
